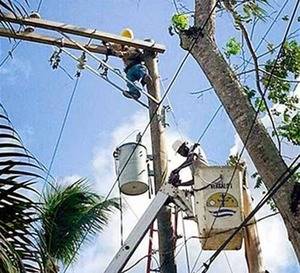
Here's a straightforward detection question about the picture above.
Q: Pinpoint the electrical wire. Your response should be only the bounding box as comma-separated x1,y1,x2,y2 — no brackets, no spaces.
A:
0,40,22,68
119,189,124,246
199,155,300,273
104,0,221,202
160,78,184,140
196,104,223,143
121,254,160,273
61,2,221,272
42,73,81,191
223,252,234,273
181,211,191,273
36,0,43,12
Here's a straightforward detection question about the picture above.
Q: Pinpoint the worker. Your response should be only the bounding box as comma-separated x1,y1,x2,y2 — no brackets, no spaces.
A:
169,140,208,186
112,28,152,99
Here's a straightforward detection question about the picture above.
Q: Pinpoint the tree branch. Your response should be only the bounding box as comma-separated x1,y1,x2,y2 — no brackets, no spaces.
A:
224,2,282,154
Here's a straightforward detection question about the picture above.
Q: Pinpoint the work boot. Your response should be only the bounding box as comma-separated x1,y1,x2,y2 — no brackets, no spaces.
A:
141,74,152,86
123,91,141,100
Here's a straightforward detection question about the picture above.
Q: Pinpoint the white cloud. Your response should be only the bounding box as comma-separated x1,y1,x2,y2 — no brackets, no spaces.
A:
229,133,299,272
68,110,299,273
0,57,31,84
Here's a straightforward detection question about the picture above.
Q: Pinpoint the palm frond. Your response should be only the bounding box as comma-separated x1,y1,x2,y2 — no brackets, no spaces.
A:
40,179,120,265
0,106,45,273
0,0,30,34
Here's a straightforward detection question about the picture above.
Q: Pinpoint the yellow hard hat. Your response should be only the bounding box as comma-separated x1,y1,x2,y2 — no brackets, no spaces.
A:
121,28,134,39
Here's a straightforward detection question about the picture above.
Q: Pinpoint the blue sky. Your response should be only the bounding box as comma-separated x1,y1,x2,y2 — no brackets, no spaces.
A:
1,0,300,272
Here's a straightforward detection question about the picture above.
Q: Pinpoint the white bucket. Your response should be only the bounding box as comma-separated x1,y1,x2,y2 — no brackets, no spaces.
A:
193,162,244,250
115,142,149,196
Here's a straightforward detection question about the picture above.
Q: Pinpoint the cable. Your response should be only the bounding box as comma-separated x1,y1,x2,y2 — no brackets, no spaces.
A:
160,78,184,140
196,104,222,143
0,40,22,68
121,254,160,273
43,73,81,190
119,189,124,246
223,252,234,273
199,155,300,273
181,211,191,273
36,0,43,12
105,0,221,201
61,3,221,272
241,0,289,71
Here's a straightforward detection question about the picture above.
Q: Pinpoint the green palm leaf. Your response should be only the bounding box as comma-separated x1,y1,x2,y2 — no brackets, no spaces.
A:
40,179,119,267
0,105,45,273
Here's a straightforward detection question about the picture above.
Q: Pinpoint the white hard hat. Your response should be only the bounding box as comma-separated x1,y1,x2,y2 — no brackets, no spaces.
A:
172,140,186,153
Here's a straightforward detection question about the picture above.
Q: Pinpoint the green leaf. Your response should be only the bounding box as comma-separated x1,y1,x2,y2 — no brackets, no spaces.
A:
171,13,189,31
225,37,241,57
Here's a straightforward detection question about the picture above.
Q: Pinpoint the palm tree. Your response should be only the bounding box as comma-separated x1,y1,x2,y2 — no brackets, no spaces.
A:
0,105,120,273
0,106,45,273
39,180,119,273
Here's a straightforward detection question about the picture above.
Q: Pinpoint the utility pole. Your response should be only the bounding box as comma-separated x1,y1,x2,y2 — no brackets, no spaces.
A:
0,12,176,272
144,51,177,273
243,182,266,273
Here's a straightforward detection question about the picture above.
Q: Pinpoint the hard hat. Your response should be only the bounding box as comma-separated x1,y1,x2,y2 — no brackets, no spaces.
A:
121,28,134,39
172,140,186,153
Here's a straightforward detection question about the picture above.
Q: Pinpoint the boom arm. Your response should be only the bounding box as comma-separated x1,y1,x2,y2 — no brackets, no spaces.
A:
104,183,194,273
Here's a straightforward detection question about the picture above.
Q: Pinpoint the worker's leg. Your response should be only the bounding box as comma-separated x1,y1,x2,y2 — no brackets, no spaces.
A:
125,64,142,99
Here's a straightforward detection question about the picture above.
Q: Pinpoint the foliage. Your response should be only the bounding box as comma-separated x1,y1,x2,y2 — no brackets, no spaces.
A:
261,40,300,145
0,0,30,32
224,37,241,58
0,106,45,273
39,180,119,266
171,13,189,31
0,105,119,272
241,0,268,22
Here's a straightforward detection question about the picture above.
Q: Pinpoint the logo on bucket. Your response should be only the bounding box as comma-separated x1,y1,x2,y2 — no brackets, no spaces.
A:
206,192,238,218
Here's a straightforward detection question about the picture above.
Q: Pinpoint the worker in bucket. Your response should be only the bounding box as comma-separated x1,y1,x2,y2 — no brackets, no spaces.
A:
169,140,208,186
112,28,152,99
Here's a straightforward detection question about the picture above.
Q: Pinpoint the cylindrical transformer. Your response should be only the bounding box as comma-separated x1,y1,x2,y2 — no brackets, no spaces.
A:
115,142,149,196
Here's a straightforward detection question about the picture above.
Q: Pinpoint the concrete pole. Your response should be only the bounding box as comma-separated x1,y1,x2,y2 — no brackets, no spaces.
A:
144,51,177,273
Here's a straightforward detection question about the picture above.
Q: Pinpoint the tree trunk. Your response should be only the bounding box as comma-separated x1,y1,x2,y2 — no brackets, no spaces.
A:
178,0,300,262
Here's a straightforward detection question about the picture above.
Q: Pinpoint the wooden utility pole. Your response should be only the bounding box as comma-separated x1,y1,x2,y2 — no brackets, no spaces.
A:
144,51,177,273
0,12,175,271
243,184,266,273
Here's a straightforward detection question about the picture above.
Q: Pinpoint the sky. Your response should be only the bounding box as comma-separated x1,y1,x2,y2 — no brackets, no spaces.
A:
0,0,300,273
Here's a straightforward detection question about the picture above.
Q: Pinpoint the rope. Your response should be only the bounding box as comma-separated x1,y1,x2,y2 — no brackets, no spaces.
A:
43,73,81,191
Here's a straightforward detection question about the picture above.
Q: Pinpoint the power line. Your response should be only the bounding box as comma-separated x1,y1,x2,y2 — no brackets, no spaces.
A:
37,0,44,12
199,155,300,273
104,0,221,202
191,1,300,269
181,211,191,273
61,2,221,272
196,104,222,143
43,73,81,190
223,252,234,273
0,40,22,68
